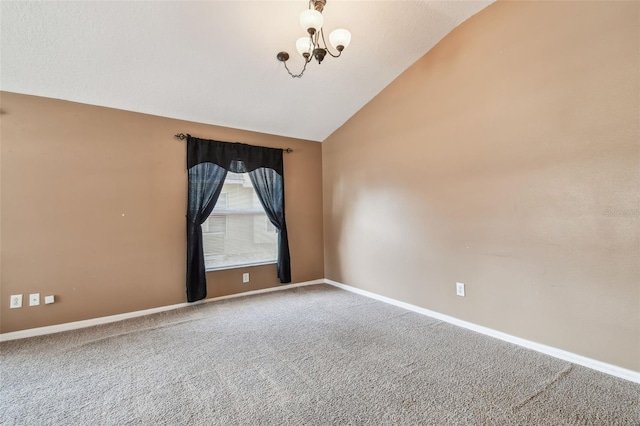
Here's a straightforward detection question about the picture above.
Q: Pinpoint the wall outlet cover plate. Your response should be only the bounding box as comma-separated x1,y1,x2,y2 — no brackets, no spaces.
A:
10,294,23,309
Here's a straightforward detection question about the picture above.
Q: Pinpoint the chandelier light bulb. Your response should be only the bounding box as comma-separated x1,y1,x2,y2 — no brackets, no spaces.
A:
296,37,313,57
299,9,323,34
329,29,351,51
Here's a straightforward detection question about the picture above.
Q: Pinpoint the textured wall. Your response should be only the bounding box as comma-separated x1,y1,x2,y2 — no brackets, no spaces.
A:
322,1,639,371
0,92,324,333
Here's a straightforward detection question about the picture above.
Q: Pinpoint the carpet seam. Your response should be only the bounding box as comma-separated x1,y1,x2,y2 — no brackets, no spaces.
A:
512,363,574,410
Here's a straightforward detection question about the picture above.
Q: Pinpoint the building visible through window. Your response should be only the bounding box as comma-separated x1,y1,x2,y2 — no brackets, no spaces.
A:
202,172,278,269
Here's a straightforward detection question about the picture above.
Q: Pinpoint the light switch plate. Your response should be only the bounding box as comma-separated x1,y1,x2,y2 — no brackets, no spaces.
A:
29,293,40,306
44,295,55,304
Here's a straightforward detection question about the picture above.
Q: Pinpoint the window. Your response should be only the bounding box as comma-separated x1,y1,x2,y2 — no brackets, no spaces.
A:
202,172,278,270
202,215,227,236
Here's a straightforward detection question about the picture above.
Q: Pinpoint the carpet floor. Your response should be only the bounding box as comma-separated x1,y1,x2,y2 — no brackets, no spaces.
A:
1,284,639,425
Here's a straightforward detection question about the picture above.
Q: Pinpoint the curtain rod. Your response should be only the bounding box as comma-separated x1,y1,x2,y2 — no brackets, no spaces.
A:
174,133,293,153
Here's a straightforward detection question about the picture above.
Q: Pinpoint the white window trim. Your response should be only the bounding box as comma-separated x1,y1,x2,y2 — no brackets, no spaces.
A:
205,259,277,272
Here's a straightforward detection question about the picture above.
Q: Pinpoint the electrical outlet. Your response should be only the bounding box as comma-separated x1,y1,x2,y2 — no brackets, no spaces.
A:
456,282,465,297
242,273,250,283
29,293,40,306
44,295,55,304
10,294,23,309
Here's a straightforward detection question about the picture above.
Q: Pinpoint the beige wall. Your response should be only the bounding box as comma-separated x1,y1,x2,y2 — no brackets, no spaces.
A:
0,92,324,333
323,1,639,371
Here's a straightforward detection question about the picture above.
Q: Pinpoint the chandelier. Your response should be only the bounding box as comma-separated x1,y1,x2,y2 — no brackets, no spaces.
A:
276,0,351,78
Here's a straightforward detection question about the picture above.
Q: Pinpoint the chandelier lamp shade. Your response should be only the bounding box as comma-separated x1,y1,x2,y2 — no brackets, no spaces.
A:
277,0,351,78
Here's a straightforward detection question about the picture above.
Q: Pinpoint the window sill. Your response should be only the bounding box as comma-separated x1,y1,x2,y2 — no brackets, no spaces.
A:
205,260,277,272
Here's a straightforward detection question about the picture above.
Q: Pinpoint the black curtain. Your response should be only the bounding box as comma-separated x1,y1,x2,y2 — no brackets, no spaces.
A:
186,161,227,302
186,136,291,302
249,168,291,283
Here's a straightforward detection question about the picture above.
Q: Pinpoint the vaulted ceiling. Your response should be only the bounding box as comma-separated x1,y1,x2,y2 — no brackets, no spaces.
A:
1,1,492,142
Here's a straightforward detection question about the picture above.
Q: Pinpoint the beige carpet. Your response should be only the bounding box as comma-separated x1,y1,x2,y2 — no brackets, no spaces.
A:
1,284,639,425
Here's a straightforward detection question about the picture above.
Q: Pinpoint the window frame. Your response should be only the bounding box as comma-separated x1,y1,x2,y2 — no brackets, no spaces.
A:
202,172,278,272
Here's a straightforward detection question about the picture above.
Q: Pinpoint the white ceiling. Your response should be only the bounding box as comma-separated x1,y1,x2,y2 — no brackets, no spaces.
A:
0,1,492,142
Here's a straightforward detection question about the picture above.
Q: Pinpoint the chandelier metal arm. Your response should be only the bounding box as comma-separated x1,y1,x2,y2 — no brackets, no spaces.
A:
319,28,342,58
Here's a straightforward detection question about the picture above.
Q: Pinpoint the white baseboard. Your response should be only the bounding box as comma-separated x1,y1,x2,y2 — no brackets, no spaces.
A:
324,279,640,384
0,279,323,342
3,277,638,384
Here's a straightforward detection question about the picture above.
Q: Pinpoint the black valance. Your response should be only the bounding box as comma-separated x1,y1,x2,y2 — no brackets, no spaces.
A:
187,136,283,175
